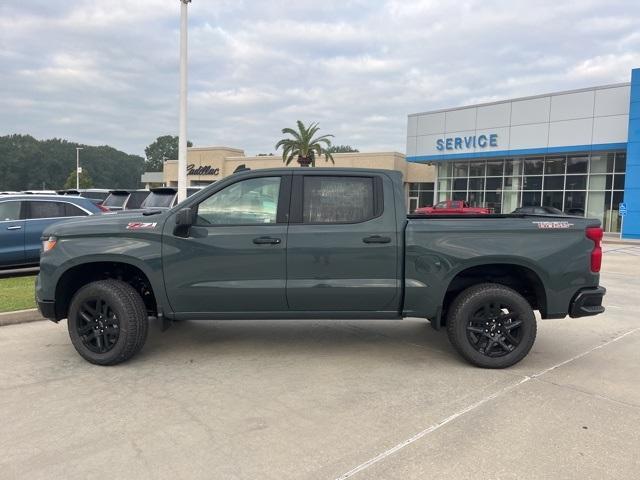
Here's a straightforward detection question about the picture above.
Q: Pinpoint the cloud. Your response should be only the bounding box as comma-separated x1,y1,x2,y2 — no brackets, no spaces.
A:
1,0,639,158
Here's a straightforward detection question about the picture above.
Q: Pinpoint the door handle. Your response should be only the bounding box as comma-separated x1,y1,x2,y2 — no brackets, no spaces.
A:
7,225,22,230
363,235,391,244
253,236,281,245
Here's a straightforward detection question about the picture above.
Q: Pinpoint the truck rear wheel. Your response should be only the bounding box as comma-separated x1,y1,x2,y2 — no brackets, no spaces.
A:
67,279,148,366
446,283,536,368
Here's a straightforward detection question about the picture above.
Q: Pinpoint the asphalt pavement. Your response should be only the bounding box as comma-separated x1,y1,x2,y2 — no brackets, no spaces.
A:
0,246,638,479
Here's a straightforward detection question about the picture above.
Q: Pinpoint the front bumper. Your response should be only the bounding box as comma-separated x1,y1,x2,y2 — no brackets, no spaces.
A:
36,298,57,321
569,286,606,318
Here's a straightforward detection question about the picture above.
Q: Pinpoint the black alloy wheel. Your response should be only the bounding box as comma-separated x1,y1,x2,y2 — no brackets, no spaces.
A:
446,283,537,368
465,301,523,357
74,298,120,354
67,279,149,366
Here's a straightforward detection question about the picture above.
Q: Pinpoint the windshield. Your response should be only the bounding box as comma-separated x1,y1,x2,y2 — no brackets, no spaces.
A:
142,192,176,208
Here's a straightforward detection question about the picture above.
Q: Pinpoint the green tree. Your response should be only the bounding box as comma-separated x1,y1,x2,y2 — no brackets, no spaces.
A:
275,121,334,167
326,145,359,153
144,135,193,172
0,134,144,190
63,170,93,189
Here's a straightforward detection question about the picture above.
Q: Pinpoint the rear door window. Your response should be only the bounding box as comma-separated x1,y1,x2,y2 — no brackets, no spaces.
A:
302,176,375,224
0,201,22,221
27,201,66,219
64,203,89,217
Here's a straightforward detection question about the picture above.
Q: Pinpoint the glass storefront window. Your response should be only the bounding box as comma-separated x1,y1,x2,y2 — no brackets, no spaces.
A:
438,162,453,177
486,160,504,176
523,176,542,190
485,192,501,212
469,178,484,190
504,177,521,190
588,175,607,190
469,161,486,177
503,191,520,212
544,176,564,190
453,162,469,177
485,177,502,191
564,191,586,216
565,175,587,190
545,156,566,174
522,192,542,206
468,191,484,206
524,158,544,175
453,178,468,191
543,191,564,210
438,179,451,192
452,192,466,201
589,153,614,173
504,159,522,176
434,151,625,231
567,155,588,173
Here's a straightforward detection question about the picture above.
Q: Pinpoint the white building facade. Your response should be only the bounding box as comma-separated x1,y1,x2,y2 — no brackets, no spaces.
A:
406,69,639,237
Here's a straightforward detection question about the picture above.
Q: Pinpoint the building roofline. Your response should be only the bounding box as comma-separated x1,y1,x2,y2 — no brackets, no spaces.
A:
226,151,406,160
408,82,631,117
187,146,245,153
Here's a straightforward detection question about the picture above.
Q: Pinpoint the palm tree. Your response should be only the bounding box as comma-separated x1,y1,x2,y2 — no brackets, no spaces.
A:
275,121,334,167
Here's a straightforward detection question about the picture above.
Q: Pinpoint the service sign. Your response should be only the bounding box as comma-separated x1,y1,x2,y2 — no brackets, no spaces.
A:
436,133,498,151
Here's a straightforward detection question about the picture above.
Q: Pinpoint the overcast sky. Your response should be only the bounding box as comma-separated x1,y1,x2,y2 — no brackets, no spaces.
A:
1,0,639,157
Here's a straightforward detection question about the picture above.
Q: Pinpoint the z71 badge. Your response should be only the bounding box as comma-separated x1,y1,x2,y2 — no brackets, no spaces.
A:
126,222,157,230
533,221,574,229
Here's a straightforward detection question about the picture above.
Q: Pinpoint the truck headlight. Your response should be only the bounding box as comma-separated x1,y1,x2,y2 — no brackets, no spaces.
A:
42,236,57,253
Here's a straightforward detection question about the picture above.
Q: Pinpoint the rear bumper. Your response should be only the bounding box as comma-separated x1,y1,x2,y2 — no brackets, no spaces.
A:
569,286,606,318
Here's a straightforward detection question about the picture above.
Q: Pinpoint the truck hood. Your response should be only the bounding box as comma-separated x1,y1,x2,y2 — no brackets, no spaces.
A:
42,211,169,238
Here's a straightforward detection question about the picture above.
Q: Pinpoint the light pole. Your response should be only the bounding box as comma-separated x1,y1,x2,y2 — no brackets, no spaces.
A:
177,0,191,203
76,147,83,189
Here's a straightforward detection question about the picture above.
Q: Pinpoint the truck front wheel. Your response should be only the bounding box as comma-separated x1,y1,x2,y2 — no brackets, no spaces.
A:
446,283,537,368
67,279,148,365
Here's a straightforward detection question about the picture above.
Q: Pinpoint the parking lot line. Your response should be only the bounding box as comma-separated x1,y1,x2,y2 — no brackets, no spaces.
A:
334,326,640,480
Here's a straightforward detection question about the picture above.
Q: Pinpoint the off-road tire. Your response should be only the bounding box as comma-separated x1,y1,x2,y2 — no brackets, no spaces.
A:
446,283,537,368
68,279,148,365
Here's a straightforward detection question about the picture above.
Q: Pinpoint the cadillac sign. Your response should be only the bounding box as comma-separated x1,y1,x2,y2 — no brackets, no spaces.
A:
187,164,220,176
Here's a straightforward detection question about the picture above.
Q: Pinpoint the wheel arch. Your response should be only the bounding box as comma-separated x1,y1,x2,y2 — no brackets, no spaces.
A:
53,260,161,321
436,262,548,328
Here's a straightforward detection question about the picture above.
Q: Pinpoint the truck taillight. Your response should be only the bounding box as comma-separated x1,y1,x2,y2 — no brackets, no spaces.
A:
586,227,603,273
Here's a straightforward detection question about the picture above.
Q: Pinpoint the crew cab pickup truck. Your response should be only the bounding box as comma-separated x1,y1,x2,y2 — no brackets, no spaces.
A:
36,168,606,368
415,200,492,215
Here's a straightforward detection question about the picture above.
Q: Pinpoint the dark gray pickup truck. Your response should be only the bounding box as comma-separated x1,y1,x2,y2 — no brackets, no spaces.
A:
36,168,605,368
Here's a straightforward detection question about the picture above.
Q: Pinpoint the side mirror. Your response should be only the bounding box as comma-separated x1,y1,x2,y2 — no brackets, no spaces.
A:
174,207,194,237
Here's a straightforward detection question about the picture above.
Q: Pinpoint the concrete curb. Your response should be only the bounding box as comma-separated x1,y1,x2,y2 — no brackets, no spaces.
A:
0,309,46,327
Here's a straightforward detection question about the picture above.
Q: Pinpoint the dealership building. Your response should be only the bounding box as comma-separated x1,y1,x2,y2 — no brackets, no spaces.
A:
142,147,436,207
407,67,640,238
144,68,639,238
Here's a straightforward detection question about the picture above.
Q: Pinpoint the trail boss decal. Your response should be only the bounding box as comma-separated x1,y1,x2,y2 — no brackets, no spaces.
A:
533,221,574,229
126,222,157,230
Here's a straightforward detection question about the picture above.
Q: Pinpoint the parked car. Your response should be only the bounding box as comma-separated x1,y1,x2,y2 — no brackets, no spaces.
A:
21,190,60,195
415,200,492,215
36,168,605,368
61,189,111,202
513,206,564,215
101,190,131,211
0,195,102,268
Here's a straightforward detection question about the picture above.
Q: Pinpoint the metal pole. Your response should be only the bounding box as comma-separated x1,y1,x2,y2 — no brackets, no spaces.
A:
76,147,83,189
177,0,190,203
